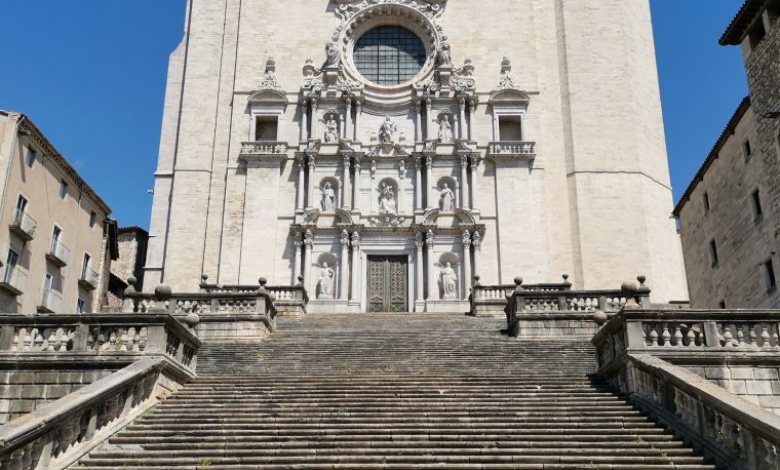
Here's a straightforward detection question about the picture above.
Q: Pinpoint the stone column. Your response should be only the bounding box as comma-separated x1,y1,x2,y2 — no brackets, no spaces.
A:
468,100,475,141
306,154,316,209
293,232,303,282
296,155,306,211
425,230,436,300
340,230,350,300
301,99,309,142
469,155,479,211
311,98,319,141
462,230,472,299
472,231,482,280
415,156,423,210
415,232,424,303
425,155,434,210
459,98,466,140
350,231,361,301
303,230,314,288
342,155,351,210
424,98,431,141
415,100,422,142
354,101,362,141
353,158,361,211
344,97,352,141
460,155,470,209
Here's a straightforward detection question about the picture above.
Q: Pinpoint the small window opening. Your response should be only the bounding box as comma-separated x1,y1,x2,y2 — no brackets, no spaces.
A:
77,297,86,313
59,180,68,199
743,139,753,161
498,116,523,141
255,116,279,141
763,258,777,291
709,239,719,267
16,195,28,212
89,211,97,228
703,192,710,213
718,300,726,309
749,19,767,48
752,190,764,221
81,253,91,278
25,148,36,167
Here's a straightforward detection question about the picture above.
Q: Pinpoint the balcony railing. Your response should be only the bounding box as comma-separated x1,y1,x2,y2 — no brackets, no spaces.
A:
46,239,71,267
79,266,99,290
37,288,63,313
487,141,536,159
239,141,289,158
0,266,27,296
9,209,37,240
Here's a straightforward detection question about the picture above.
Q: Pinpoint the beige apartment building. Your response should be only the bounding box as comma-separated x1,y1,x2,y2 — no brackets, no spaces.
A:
0,111,115,314
675,0,780,308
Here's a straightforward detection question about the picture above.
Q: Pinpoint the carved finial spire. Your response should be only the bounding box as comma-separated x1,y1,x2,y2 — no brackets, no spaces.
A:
260,56,281,89
498,57,516,90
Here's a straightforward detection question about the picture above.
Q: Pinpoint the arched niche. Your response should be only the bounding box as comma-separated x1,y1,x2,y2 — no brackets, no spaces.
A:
436,176,458,212
377,177,399,214
319,177,340,212
433,111,455,144
315,252,338,300
321,109,341,143
437,252,460,300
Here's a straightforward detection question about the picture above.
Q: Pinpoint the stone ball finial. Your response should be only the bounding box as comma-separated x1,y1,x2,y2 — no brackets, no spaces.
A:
637,275,647,285
259,277,268,286
562,274,570,284
621,282,638,294
201,274,209,282
297,275,304,286
514,277,523,286
154,285,173,301
127,276,137,287
593,310,608,326
183,313,200,328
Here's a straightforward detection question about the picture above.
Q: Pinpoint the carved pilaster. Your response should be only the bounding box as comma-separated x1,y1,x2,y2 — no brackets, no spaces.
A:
416,231,425,303
340,229,350,300
462,230,472,295
350,230,361,302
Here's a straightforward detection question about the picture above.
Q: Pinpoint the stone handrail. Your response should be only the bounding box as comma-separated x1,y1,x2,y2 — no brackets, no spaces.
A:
0,313,200,372
123,283,277,320
0,359,165,470
239,141,288,156
198,276,308,314
592,310,780,370
609,354,780,469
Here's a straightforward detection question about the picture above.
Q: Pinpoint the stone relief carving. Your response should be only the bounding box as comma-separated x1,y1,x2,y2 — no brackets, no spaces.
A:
367,212,408,228
378,182,397,214
324,118,339,143
333,0,447,24
379,116,397,144
440,262,458,299
497,57,516,90
321,182,336,211
452,58,476,92
437,114,454,144
437,39,452,68
302,59,324,91
259,57,281,89
439,183,455,212
317,262,335,299
324,41,341,68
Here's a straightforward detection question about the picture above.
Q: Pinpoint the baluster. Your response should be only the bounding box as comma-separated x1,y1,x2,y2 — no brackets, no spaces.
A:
46,329,56,351
673,325,683,347
108,330,117,351
33,329,44,351
661,325,671,347
722,325,734,347
760,325,771,348
686,327,696,347
649,327,659,346
749,324,759,348
736,324,746,347
772,325,780,348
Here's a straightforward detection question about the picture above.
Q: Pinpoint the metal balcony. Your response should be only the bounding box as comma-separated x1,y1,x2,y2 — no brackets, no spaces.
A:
79,266,99,290
46,240,71,267
10,209,37,241
38,288,63,313
0,266,27,296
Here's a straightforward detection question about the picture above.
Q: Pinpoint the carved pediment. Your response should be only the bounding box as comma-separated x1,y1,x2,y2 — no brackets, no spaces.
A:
488,88,530,105
249,89,288,105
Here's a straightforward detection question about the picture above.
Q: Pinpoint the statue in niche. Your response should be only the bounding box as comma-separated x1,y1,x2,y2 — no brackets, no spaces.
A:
440,262,458,300
437,115,453,144
324,118,339,143
321,182,336,211
378,183,397,214
317,262,335,299
379,116,397,144
437,40,452,68
325,41,341,68
439,183,455,212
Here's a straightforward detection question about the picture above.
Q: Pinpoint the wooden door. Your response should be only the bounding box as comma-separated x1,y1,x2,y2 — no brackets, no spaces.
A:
367,256,408,312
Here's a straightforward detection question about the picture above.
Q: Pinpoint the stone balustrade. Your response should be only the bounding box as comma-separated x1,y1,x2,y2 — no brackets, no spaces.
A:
239,141,288,156
470,275,573,317
593,310,780,370
502,277,650,338
0,313,200,372
199,275,308,316
0,359,170,470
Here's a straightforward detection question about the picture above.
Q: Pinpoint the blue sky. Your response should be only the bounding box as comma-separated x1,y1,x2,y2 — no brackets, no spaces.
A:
0,1,748,229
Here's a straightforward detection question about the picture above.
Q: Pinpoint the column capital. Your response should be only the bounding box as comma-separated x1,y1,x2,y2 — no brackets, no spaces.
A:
304,229,314,248
340,229,350,247
460,154,469,168
352,230,361,247
425,229,435,247
472,231,482,251
461,229,472,248
415,231,425,249
293,231,304,247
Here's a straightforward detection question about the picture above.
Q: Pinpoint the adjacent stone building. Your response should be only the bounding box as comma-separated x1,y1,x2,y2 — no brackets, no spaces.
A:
145,0,688,312
0,112,115,313
106,226,149,311
675,0,780,308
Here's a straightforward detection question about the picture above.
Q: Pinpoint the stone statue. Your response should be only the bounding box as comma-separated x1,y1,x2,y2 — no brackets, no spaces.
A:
379,116,397,144
378,183,397,214
325,41,341,68
439,183,455,212
440,262,458,299
321,182,336,211
317,262,335,299
324,118,339,143
437,41,452,68
438,116,453,144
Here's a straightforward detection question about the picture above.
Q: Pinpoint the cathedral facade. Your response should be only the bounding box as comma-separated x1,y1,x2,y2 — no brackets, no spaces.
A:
145,0,688,312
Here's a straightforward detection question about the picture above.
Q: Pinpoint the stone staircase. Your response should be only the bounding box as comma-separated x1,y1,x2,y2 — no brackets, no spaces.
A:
79,314,716,469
